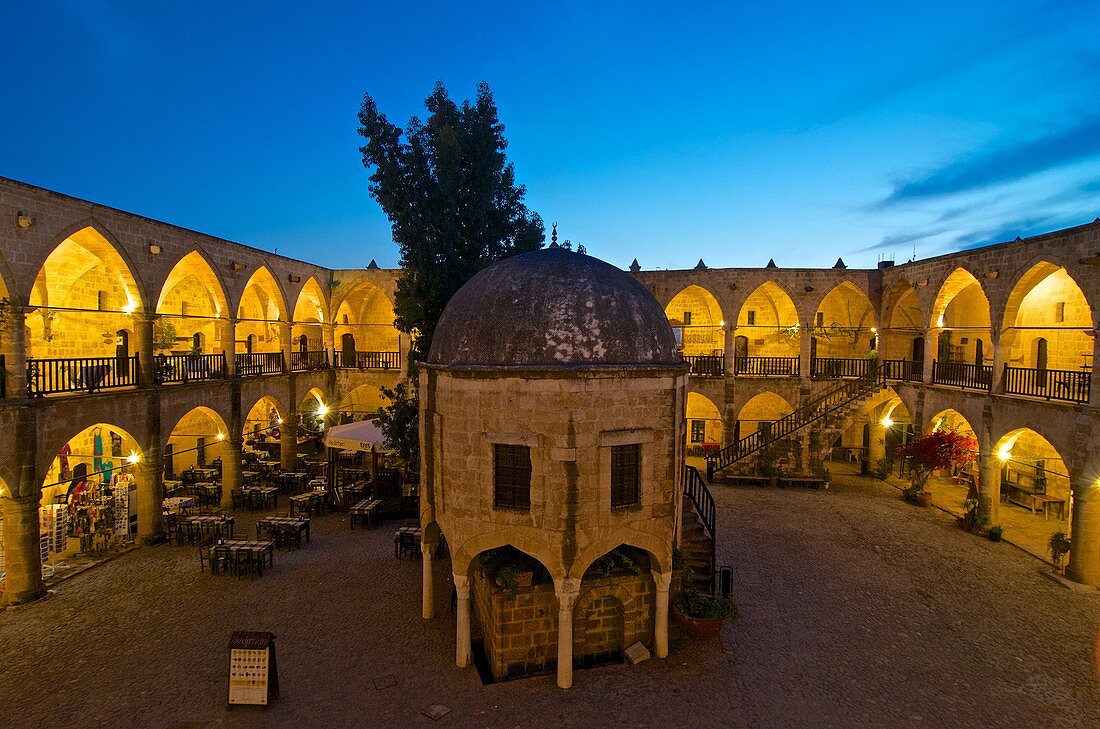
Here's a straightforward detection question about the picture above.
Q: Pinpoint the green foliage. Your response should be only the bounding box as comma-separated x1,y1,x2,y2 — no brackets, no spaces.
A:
153,319,177,352
376,382,419,471
591,547,643,578
358,82,544,372
674,568,738,620
988,525,1004,542
1048,531,1071,570
960,498,979,532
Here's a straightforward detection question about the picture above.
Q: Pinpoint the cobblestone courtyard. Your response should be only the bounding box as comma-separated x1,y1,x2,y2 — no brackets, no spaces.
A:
2,474,1098,728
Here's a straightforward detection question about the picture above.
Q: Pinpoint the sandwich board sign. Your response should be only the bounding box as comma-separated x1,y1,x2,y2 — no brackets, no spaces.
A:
227,631,279,706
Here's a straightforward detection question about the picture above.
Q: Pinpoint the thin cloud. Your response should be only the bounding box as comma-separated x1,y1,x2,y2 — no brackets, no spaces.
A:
852,227,948,254
882,116,1100,205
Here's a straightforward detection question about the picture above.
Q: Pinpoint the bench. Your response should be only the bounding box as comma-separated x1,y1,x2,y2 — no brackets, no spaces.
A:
717,474,771,487
777,476,828,490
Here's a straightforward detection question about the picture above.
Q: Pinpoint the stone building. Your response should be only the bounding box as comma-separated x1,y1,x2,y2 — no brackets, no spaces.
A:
418,247,687,688
0,174,1098,625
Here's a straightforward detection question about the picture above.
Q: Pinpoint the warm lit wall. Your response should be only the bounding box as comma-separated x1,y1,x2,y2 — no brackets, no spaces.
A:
158,274,222,353
334,283,400,352
940,283,991,364
735,284,799,358
686,392,722,444
665,286,723,356
1006,270,1093,370
814,284,876,359
165,409,227,476
736,392,793,436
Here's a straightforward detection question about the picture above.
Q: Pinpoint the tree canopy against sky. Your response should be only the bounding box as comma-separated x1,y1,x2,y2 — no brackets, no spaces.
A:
358,81,544,368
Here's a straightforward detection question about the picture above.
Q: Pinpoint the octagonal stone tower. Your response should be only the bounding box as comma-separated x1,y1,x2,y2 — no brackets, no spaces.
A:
419,246,688,688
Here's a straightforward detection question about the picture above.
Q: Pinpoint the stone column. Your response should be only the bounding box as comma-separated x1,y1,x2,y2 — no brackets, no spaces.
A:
869,423,887,465
135,311,155,388
1066,481,1100,587
221,318,236,376
279,321,292,372
220,435,243,509
922,328,939,384
1090,329,1100,408
4,304,28,397
989,328,1005,394
652,569,672,659
422,539,435,619
454,573,472,667
723,324,734,378
280,412,297,471
322,323,335,365
798,319,813,381
136,460,163,545
555,579,581,689
977,449,1001,526
1,494,46,605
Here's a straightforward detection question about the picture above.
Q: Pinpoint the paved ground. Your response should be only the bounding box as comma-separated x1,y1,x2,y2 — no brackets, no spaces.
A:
1,473,1098,728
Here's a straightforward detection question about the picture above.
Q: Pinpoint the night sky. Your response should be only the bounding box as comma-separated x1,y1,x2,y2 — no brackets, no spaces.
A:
2,1,1098,270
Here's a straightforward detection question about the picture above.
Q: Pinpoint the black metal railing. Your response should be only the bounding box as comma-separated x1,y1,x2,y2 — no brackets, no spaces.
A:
683,464,717,595
683,354,724,377
236,352,285,376
290,349,329,371
26,355,139,396
1003,365,1090,404
333,350,401,370
733,355,800,377
708,365,886,477
811,357,870,379
881,358,923,382
157,353,226,384
932,360,992,391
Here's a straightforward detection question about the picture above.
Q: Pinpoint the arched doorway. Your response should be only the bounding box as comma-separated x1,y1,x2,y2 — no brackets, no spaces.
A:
236,266,285,373
155,250,230,377
664,285,724,375
334,281,400,369
735,392,795,441
811,282,876,378
686,392,723,456
735,282,799,376
930,269,992,389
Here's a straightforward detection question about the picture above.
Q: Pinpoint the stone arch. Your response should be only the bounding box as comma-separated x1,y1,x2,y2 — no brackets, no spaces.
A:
735,281,800,360
571,529,672,577
686,392,723,451
992,427,1071,510
930,268,990,329
38,422,146,506
0,249,13,301
163,406,230,476
926,408,978,437
27,225,144,360
1000,260,1094,371
451,530,564,580
334,280,400,354
735,391,794,439
665,284,725,357
336,383,385,422
812,281,877,359
235,266,286,355
243,395,285,440
929,268,991,369
882,278,925,361
155,249,230,355
292,276,328,352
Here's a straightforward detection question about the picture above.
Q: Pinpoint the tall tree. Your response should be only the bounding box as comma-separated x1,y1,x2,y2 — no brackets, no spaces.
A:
358,82,544,369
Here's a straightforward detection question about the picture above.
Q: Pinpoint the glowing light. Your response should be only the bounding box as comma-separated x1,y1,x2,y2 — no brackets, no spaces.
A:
122,301,136,314
936,314,944,328
997,445,1012,461
276,417,283,425
317,403,329,417
719,320,725,327
881,417,894,428
126,451,141,464
216,432,226,441
870,326,877,333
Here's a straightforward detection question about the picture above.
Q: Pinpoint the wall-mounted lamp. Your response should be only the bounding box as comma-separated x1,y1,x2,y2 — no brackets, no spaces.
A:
728,283,737,291
147,243,161,255
16,211,34,229
917,279,929,287
804,285,814,293
231,261,246,271
985,270,998,280
288,274,302,284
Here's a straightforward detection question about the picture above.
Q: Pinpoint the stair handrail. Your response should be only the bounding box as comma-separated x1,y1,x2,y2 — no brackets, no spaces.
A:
682,464,717,594
707,364,887,477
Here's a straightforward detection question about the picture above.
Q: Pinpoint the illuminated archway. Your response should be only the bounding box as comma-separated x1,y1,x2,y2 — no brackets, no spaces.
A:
686,392,722,451
333,281,399,361
1001,262,1094,373
812,282,876,362
292,276,328,354
235,266,285,355
243,395,284,443
734,282,799,372
992,427,1070,523
163,406,230,479
882,279,924,362
155,251,229,356
27,227,142,365
735,392,794,439
336,384,385,422
927,408,977,438
665,285,724,357
930,269,991,367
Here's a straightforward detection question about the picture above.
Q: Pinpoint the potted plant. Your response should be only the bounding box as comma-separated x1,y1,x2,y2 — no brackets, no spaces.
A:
895,429,977,508
988,525,1004,542
672,568,738,640
1048,531,1071,572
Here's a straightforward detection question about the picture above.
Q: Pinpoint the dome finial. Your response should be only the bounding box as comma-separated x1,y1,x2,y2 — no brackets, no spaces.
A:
550,222,559,249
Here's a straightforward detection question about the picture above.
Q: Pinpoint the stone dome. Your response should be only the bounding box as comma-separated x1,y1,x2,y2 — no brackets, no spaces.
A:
428,247,680,368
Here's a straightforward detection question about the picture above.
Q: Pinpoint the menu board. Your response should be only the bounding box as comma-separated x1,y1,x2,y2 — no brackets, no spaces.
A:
227,632,278,706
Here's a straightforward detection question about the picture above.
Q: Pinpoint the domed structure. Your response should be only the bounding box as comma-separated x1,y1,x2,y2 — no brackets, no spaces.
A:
428,247,679,367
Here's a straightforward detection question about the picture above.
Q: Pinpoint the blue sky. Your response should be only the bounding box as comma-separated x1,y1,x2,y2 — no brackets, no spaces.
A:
2,0,1098,270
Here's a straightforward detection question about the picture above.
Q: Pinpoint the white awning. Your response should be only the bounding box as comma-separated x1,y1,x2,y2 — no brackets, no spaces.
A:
324,419,387,453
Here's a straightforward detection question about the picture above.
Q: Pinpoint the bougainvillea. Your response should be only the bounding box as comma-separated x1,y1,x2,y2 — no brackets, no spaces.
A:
896,429,978,491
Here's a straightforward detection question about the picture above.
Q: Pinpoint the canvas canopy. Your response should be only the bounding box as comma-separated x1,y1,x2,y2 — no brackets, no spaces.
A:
324,419,387,453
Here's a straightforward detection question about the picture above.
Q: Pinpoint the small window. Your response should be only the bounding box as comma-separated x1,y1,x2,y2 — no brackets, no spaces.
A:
690,421,706,443
816,311,825,327
494,444,531,511
747,310,756,326
683,311,692,326
1055,302,1065,323
611,444,641,509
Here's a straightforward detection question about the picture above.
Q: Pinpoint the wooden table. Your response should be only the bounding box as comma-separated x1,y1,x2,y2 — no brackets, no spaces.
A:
350,498,381,529
241,485,279,511
393,525,421,558
212,539,275,577
163,496,195,514
178,515,235,545
256,516,311,548
279,471,309,493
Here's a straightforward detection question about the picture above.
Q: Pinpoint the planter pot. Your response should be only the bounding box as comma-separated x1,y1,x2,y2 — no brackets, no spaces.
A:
988,532,1003,542
916,492,933,508
673,606,725,640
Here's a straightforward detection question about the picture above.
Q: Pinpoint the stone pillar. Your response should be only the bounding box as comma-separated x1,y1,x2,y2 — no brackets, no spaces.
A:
1066,481,1100,586
220,436,243,509
4,305,28,397
1,494,46,605
135,312,155,388
1090,330,1100,408
136,461,163,544
422,540,435,619
279,321,292,372
454,573,472,667
989,329,1005,394
869,423,887,465
798,319,813,381
280,412,297,471
922,328,939,384
221,318,236,376
722,324,734,378
322,323,335,365
977,449,1001,526
652,569,672,659
555,579,581,689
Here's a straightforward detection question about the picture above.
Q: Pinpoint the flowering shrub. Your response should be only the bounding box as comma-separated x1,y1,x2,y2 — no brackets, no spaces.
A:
896,429,977,493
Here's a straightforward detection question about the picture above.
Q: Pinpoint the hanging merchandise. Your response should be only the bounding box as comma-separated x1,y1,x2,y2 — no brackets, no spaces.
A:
58,443,72,481
40,504,67,558
112,473,135,536
110,431,123,458
93,427,104,475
